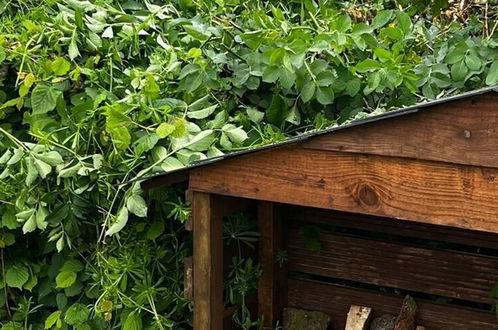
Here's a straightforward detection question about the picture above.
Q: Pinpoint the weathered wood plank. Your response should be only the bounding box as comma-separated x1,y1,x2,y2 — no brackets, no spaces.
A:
303,94,498,168
286,228,498,304
192,192,223,330
258,202,285,328
190,147,498,233
184,257,193,301
287,279,498,330
283,206,498,250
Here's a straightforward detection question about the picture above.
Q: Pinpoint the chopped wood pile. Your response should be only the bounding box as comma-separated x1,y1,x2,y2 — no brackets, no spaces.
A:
284,295,424,330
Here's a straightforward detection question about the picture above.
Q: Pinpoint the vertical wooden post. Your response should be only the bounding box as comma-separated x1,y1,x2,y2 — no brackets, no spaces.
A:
193,192,223,330
258,201,284,327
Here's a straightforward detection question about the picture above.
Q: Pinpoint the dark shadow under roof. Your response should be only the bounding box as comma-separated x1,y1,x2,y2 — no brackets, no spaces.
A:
139,86,498,187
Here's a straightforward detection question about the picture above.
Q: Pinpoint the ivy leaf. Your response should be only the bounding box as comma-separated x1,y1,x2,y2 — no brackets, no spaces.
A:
44,311,62,329
64,303,89,325
123,312,143,330
6,265,29,289
106,207,129,236
31,84,62,114
56,270,77,288
126,194,148,218
316,86,335,105
486,61,498,86
51,58,71,76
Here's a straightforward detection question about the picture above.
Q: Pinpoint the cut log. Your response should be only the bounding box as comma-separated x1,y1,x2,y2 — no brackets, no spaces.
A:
394,296,418,330
345,305,372,330
369,315,396,330
283,308,330,330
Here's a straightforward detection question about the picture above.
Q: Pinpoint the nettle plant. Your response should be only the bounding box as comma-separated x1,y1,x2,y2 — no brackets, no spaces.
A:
0,0,497,328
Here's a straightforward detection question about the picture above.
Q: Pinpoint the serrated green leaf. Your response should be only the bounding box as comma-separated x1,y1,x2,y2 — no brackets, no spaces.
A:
64,303,89,325
6,265,29,289
51,58,71,76
45,311,61,329
316,86,335,105
56,270,77,288
31,84,62,114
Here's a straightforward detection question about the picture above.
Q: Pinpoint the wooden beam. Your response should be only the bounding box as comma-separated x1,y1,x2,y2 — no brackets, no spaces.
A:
286,228,498,304
345,306,372,330
184,257,193,301
288,279,498,330
303,93,498,168
190,147,498,233
192,192,223,330
257,202,285,327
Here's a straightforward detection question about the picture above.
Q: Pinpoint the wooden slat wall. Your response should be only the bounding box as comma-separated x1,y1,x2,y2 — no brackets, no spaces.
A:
287,279,498,330
190,147,498,233
283,207,498,250
286,228,498,304
303,93,498,168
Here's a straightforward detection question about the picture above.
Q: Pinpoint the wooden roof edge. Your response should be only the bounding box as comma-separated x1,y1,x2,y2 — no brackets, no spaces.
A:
137,86,498,189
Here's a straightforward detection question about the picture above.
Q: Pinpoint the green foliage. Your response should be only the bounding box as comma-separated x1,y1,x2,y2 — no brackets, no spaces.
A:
0,0,497,328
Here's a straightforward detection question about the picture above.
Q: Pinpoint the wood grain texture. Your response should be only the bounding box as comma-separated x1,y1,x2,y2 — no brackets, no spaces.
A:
303,94,498,168
283,206,498,250
190,147,498,233
184,257,193,301
257,202,286,328
192,192,223,330
287,279,498,330
286,228,498,304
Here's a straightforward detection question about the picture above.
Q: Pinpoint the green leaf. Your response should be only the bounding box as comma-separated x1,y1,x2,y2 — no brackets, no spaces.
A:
301,81,316,103
161,157,184,171
51,58,71,76
142,74,160,98
187,104,217,119
346,78,361,97
146,221,165,240
156,123,175,138
333,14,351,32
45,311,62,329
285,105,301,125
465,54,481,71
123,312,143,330
69,34,80,60
262,66,280,83
106,207,129,236
246,107,264,123
64,303,89,325
279,69,296,89
0,149,12,164
126,194,148,218
31,84,62,114
222,124,248,144
56,270,77,288
451,60,468,81
395,11,412,34
486,61,498,86
22,213,37,234
266,94,287,126
186,130,215,152
34,158,52,179
355,59,381,72
60,259,84,273
26,157,38,186
35,151,64,166
102,26,114,38
315,71,336,87
316,86,335,105
6,265,29,289
372,10,392,29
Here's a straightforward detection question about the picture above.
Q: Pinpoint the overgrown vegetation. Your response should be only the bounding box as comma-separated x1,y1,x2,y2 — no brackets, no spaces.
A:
1,0,497,328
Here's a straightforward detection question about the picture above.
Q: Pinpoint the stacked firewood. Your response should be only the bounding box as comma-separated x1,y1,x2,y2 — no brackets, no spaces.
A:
283,295,425,330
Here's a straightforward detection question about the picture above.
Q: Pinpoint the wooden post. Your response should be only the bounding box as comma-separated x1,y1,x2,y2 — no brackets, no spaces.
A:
258,201,284,327
192,192,223,330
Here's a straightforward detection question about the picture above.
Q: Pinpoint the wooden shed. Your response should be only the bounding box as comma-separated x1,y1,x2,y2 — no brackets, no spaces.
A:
141,87,498,330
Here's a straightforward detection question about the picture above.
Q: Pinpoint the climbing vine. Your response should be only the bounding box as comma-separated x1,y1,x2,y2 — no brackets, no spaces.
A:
0,0,498,328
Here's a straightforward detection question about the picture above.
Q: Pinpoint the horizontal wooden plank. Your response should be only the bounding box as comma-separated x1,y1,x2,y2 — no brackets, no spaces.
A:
303,93,498,168
287,228,498,304
190,147,498,233
287,279,498,330
282,206,498,250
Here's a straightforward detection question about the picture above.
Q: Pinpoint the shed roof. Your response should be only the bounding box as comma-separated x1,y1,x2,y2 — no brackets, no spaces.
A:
140,86,498,187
